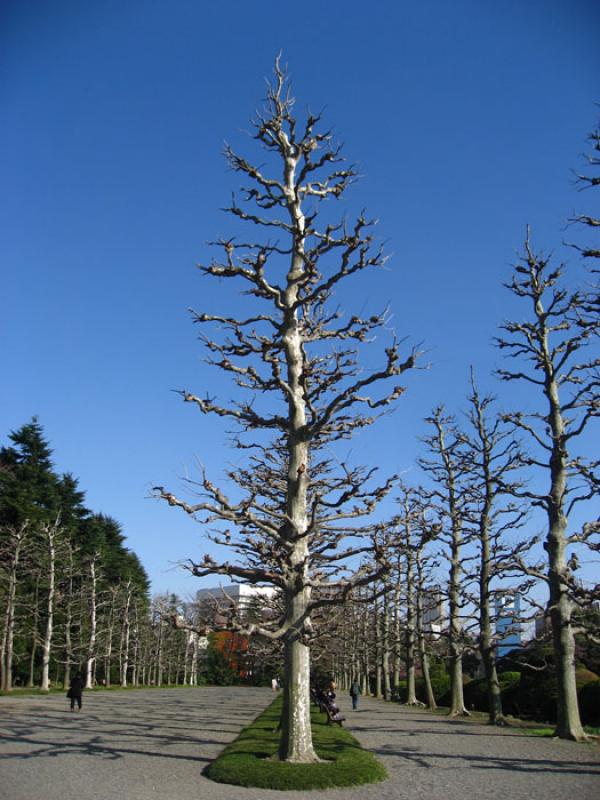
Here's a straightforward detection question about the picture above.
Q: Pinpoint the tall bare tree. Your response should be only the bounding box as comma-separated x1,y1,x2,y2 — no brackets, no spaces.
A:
0,522,29,691
39,517,63,691
419,407,470,717
154,58,416,762
461,374,529,725
496,233,599,740
394,485,423,706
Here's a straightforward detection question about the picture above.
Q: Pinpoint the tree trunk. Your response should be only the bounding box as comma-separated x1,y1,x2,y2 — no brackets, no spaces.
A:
374,596,383,698
448,488,468,716
545,358,586,740
448,543,468,716
416,555,436,710
548,513,585,739
479,528,504,724
62,548,74,689
278,592,319,763
27,574,40,687
381,584,392,701
361,599,370,695
120,582,132,687
405,542,419,705
392,581,401,694
1,525,27,692
40,522,57,691
85,558,98,689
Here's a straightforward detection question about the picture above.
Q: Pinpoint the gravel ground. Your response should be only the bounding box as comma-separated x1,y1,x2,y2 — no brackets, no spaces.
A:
0,687,598,800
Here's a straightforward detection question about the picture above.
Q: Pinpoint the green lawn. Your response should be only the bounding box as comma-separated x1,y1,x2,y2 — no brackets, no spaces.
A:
205,696,388,791
524,726,600,738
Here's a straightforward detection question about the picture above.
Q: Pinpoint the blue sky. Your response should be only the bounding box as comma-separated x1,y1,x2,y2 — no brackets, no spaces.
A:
2,1,598,598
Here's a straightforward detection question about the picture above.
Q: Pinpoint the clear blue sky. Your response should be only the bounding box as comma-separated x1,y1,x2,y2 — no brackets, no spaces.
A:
2,1,598,597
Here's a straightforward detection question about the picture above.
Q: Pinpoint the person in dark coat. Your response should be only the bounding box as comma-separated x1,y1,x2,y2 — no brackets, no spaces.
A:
349,679,361,710
68,672,84,711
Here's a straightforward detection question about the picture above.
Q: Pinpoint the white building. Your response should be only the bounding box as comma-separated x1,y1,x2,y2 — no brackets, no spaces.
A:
195,583,276,609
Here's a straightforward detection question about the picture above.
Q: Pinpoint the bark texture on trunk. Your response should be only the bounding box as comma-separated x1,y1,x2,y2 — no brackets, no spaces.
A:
40,523,57,691
85,558,97,689
1,525,27,692
543,315,586,741
278,592,319,762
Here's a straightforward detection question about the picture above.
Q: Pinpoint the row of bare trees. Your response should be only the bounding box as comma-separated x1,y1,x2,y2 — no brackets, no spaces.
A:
0,523,219,692
0,517,170,691
153,57,597,758
0,418,170,692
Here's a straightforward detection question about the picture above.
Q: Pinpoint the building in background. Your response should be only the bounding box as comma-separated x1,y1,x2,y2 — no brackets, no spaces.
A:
495,593,522,658
423,585,446,637
196,583,276,610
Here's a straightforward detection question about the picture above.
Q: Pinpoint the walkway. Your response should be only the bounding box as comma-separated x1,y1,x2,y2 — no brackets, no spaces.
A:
0,688,598,800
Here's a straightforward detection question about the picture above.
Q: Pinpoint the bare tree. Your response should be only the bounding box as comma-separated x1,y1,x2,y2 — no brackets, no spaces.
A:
84,555,99,689
394,486,424,706
0,522,29,691
461,374,530,725
39,517,63,691
419,407,470,716
154,58,416,762
496,233,599,740
414,514,440,710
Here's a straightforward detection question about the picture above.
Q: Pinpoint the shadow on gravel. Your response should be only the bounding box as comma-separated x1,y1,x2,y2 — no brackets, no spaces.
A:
0,689,272,767
0,731,216,763
371,746,600,776
350,725,537,738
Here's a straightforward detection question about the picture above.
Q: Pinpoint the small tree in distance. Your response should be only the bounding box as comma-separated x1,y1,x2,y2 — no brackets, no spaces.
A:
154,57,417,762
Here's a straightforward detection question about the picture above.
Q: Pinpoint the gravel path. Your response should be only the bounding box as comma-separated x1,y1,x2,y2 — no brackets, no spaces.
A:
0,688,598,800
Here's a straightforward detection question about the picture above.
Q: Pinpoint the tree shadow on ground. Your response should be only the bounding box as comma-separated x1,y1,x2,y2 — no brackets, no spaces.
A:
371,745,600,776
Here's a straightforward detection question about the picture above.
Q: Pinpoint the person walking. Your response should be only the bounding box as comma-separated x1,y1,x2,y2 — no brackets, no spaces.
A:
349,679,361,710
68,672,84,712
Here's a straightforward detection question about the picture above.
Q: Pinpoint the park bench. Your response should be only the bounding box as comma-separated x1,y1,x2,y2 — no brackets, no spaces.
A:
310,688,345,726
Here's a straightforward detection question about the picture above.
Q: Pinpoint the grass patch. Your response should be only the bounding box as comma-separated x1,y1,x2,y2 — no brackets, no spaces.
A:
205,696,387,790
523,725,600,738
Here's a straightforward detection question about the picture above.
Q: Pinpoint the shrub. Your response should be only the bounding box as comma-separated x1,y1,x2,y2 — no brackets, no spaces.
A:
578,679,600,725
516,666,598,723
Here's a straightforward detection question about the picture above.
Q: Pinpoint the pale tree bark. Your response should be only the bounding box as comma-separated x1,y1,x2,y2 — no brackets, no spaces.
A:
131,601,141,686
361,593,370,695
27,571,41,687
403,518,419,705
392,572,402,694
380,570,392,701
40,518,62,691
85,556,98,689
496,233,599,740
154,58,416,761
416,581,436,709
120,580,132,687
420,409,470,717
462,374,530,725
103,586,118,687
0,522,29,692
62,542,77,689
395,491,420,706
374,592,383,699
414,512,439,710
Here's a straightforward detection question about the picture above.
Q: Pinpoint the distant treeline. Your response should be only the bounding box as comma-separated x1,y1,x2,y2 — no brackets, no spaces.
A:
0,418,156,691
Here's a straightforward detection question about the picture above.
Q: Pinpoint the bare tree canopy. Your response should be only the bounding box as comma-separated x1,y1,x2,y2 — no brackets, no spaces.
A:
154,57,417,761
